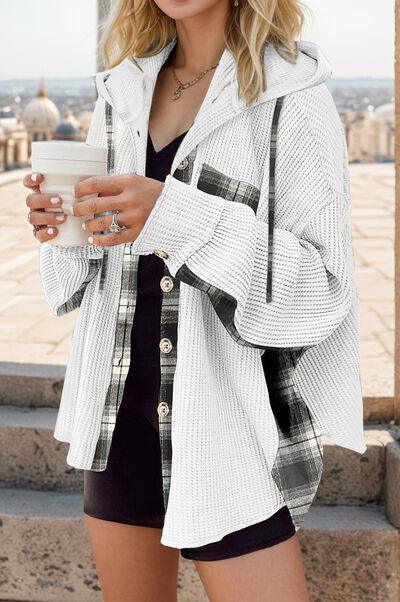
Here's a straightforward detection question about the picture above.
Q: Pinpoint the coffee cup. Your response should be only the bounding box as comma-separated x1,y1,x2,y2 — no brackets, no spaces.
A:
31,141,108,247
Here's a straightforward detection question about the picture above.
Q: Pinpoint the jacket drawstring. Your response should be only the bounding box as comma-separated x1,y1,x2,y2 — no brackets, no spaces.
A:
266,95,285,303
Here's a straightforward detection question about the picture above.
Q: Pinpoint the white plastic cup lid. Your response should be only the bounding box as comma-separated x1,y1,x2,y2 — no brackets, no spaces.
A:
31,141,107,163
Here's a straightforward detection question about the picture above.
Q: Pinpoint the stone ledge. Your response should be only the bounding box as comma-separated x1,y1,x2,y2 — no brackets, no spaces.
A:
0,362,65,408
300,505,400,602
0,406,81,491
0,491,398,602
0,488,205,602
363,395,394,422
316,426,395,505
0,489,100,602
386,440,400,527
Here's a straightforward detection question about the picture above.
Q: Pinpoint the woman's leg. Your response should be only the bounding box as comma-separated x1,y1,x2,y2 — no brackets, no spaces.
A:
193,533,309,602
84,514,180,602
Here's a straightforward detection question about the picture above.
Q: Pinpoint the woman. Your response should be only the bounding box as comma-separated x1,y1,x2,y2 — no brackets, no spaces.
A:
25,0,366,600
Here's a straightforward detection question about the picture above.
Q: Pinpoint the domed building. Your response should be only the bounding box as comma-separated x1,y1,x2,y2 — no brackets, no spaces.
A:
22,78,60,146
64,110,81,132
53,110,80,141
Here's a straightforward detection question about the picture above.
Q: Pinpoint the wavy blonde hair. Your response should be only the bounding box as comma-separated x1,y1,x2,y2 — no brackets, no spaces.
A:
99,0,308,107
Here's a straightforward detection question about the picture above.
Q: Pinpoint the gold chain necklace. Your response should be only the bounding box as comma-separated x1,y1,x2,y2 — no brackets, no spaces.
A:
170,61,219,100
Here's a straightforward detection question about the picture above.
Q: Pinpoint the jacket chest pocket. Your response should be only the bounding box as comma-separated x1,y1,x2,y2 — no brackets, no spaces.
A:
196,163,261,214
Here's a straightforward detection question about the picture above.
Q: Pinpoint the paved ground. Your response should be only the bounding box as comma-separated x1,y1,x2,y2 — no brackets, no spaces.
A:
0,163,394,397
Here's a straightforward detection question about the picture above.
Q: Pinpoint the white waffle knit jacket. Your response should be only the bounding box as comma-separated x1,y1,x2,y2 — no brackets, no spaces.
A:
39,37,366,548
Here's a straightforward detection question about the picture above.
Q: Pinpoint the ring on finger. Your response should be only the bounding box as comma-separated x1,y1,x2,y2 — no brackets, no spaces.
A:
109,211,126,234
92,210,126,235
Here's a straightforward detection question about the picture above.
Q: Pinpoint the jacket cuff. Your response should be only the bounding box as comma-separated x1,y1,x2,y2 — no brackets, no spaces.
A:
50,244,104,259
131,174,226,273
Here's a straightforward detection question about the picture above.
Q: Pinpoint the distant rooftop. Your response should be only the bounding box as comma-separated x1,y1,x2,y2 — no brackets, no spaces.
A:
0,108,15,119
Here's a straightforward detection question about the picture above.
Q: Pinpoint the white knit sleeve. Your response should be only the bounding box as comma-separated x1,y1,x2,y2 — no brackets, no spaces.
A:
130,172,353,349
38,242,103,316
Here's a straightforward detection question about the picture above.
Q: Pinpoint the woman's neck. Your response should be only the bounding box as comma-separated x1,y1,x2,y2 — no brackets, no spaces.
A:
171,6,228,76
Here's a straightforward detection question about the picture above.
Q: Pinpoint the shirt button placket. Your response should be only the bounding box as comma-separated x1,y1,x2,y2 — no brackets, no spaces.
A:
158,149,193,512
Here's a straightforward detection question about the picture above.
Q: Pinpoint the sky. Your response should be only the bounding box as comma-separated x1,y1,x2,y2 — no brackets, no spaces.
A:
0,0,394,80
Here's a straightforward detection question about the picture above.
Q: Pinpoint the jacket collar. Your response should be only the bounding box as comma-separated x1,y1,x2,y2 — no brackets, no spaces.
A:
95,36,333,174
95,35,236,123
96,36,332,120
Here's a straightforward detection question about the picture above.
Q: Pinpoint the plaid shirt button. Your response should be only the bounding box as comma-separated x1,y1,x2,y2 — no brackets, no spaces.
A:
157,401,170,417
154,249,169,259
160,276,174,292
159,338,173,353
177,157,189,170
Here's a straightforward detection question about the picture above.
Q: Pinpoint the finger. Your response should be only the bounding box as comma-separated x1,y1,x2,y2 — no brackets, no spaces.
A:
86,227,135,247
74,175,127,198
23,172,43,190
26,192,63,210
73,195,126,217
34,226,60,243
30,209,68,226
82,210,131,234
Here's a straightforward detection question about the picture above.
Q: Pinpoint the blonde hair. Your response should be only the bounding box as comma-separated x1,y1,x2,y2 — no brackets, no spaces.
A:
99,0,308,107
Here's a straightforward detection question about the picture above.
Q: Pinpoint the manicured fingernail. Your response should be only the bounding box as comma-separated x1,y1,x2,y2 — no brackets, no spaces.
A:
82,222,86,230
47,228,54,235
50,197,61,205
88,236,94,244
56,214,66,221
31,173,40,182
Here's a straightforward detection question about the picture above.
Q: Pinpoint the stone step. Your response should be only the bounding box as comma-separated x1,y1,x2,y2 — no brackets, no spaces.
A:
0,362,65,409
386,439,400,527
0,405,395,504
0,488,100,602
316,426,395,505
299,505,399,602
0,489,398,602
0,405,81,491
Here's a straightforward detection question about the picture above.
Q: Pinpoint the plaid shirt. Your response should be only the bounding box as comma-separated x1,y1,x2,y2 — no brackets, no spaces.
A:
89,94,323,526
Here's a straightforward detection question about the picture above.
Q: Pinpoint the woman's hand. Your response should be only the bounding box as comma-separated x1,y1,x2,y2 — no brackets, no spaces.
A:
73,174,164,246
24,172,68,243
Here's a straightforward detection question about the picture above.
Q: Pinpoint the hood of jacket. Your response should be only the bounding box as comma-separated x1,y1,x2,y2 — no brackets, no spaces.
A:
95,36,333,125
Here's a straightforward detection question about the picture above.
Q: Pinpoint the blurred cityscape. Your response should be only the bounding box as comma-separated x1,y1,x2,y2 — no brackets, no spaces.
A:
0,77,97,171
0,75,395,172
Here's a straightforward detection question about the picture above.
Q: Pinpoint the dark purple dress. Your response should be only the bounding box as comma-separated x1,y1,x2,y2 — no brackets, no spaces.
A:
83,129,295,561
